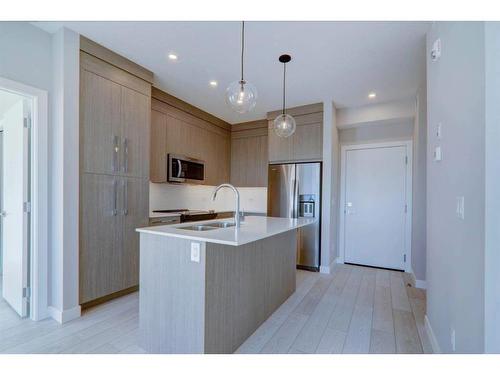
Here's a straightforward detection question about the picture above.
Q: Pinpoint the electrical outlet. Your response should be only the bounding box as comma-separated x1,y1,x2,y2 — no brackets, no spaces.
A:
190,242,200,263
451,328,456,352
434,146,442,161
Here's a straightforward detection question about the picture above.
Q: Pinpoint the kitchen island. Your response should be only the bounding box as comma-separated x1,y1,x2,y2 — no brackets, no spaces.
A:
136,216,314,354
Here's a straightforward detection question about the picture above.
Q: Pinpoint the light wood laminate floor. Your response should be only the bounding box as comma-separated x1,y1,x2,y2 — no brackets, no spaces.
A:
0,264,432,354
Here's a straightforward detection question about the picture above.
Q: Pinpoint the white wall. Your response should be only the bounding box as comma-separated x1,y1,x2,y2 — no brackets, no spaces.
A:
320,101,339,272
149,183,267,213
339,119,413,144
0,22,52,320
336,98,415,129
0,22,81,323
412,77,427,283
484,21,500,354
426,21,486,353
0,22,53,92
49,27,80,322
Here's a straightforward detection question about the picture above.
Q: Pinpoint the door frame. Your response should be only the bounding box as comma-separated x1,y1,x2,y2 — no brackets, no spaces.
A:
0,76,49,320
338,140,413,273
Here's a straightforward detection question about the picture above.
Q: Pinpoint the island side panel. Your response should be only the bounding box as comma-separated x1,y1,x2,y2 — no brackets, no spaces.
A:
204,230,297,354
139,233,206,353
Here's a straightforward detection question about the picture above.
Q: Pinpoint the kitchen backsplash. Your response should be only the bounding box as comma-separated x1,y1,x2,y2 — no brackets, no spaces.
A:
149,183,267,214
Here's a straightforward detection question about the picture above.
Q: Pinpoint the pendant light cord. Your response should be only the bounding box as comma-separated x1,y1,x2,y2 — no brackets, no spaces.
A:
282,62,286,116
241,21,245,82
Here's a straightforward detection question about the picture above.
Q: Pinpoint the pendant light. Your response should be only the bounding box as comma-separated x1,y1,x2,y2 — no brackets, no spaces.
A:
225,21,258,113
273,54,296,138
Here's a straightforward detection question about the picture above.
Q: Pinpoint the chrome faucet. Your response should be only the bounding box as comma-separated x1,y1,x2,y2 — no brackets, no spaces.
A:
212,183,241,228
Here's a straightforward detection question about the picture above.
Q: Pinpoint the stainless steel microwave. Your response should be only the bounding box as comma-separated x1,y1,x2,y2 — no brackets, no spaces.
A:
167,154,205,184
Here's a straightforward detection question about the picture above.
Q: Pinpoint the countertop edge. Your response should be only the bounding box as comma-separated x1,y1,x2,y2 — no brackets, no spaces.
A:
136,218,314,246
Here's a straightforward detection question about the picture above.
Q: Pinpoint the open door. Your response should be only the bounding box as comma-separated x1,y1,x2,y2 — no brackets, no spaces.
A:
1,95,29,317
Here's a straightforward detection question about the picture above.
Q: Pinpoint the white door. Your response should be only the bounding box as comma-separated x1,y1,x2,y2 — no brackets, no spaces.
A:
343,145,408,270
1,97,29,317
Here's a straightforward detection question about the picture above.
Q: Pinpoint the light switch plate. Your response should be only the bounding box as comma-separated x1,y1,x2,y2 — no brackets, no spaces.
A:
436,123,442,139
456,196,465,220
431,38,441,61
434,146,442,161
190,242,201,263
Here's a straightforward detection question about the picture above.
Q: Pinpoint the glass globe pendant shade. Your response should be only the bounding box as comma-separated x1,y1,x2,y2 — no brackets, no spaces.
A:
225,80,258,114
273,113,296,138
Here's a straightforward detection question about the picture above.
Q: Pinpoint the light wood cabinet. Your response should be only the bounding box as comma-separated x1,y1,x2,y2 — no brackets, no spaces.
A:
149,94,231,185
79,48,151,306
230,120,268,187
80,68,121,175
267,103,323,163
80,173,121,303
121,86,150,179
120,177,149,289
80,53,151,178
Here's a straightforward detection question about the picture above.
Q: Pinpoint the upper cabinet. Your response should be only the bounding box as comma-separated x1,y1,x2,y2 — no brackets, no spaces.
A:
267,103,323,163
230,120,268,187
150,88,231,185
80,52,151,179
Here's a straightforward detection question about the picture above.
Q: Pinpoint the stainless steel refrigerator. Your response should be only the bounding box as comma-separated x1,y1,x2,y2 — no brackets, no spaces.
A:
267,162,321,271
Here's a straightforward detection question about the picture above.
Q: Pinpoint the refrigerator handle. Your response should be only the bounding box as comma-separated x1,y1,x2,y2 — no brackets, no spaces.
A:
293,178,300,219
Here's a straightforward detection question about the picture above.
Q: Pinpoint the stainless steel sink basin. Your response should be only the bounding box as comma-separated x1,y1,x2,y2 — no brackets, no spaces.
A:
177,221,236,231
205,222,236,228
177,224,218,231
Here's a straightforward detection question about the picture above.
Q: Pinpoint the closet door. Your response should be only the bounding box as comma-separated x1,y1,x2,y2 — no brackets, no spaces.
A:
119,177,149,289
121,86,150,179
80,69,122,175
80,173,121,304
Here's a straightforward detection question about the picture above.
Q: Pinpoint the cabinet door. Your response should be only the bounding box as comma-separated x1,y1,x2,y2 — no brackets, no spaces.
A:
121,86,150,178
231,134,268,187
119,177,149,289
80,173,121,304
268,120,293,163
150,109,168,182
80,69,122,175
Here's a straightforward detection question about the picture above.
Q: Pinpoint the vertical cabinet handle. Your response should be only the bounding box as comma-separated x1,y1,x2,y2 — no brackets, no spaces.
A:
112,179,118,216
123,137,129,173
122,179,128,216
112,135,120,173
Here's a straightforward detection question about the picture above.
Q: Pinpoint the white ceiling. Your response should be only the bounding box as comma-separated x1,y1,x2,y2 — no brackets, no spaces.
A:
35,21,429,124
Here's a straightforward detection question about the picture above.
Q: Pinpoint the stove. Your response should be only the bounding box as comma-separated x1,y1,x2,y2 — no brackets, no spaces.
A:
152,209,218,223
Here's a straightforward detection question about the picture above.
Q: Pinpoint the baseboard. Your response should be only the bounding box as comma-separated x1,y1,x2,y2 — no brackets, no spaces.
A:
319,264,331,274
416,279,427,289
424,315,441,354
48,305,81,324
320,257,344,274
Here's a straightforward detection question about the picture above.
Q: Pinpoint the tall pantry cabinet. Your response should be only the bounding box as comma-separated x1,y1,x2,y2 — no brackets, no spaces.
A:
79,45,152,306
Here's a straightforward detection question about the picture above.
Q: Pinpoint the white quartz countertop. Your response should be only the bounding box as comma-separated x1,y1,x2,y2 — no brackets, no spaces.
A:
136,216,315,246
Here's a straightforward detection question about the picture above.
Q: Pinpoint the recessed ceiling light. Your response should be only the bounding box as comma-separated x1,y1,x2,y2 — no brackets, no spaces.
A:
168,53,178,61
368,92,376,99
209,80,218,87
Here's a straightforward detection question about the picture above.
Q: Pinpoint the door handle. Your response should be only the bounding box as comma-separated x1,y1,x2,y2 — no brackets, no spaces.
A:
122,137,129,173
122,179,128,216
112,135,120,173
112,179,118,216
0,211,6,218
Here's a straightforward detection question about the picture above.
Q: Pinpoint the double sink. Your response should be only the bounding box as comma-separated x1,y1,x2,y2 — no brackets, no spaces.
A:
177,221,236,232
